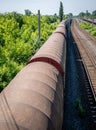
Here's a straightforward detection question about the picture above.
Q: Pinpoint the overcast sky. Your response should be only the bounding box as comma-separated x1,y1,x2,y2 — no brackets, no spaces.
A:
0,0,96,15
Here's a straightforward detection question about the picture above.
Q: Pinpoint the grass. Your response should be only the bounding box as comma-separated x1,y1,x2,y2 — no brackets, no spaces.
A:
76,98,85,118
80,22,96,37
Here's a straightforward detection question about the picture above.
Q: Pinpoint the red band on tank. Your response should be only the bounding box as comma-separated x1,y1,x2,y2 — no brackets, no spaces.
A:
27,57,64,77
54,32,66,39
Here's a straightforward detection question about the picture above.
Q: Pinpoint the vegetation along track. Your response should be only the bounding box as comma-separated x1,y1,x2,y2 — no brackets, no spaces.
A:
71,19,96,128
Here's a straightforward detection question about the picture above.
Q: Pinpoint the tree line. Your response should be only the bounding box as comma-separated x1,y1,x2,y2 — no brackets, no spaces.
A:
78,10,96,19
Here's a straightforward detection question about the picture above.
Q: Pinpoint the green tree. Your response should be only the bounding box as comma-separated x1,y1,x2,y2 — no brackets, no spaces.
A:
25,9,32,16
86,10,91,18
69,13,73,17
79,12,86,18
59,1,64,22
12,12,24,28
92,10,96,18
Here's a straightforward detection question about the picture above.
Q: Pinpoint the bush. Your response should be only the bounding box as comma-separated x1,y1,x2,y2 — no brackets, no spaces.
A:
80,22,96,36
0,61,23,91
0,13,58,90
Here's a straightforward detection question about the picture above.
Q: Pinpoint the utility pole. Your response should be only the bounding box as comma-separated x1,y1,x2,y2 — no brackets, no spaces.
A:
92,15,94,28
38,10,40,41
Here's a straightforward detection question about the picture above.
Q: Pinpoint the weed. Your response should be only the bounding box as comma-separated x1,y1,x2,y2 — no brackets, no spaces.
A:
76,98,85,118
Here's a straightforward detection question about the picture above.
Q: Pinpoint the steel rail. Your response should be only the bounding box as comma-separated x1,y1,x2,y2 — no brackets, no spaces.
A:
71,20,96,101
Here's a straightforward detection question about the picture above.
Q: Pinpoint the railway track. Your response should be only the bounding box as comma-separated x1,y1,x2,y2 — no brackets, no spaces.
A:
71,19,96,127
82,18,96,25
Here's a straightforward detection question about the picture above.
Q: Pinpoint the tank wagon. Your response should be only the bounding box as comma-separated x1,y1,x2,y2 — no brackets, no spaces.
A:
0,20,66,130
